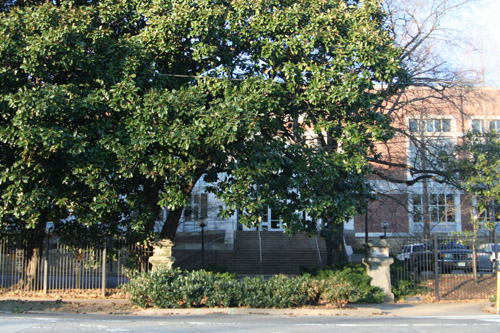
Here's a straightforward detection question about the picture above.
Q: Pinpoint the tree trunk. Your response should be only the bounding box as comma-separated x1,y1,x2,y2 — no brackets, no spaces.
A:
160,207,184,241
422,177,431,239
18,228,45,291
157,177,200,241
324,223,347,267
143,177,164,234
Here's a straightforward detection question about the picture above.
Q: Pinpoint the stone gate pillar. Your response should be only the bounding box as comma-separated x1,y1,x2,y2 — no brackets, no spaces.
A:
149,239,176,271
362,239,394,303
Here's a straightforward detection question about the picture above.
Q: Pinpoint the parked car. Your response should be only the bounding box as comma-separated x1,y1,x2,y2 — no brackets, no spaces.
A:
397,243,426,268
477,243,500,272
408,239,474,274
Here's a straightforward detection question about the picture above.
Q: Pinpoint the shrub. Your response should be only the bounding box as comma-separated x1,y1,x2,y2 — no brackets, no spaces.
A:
305,264,385,304
124,271,154,308
125,265,385,309
211,278,242,307
204,264,236,279
239,275,313,308
125,268,228,308
332,264,385,303
321,280,362,308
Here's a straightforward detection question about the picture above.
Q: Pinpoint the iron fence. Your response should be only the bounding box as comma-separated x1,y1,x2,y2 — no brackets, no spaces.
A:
0,234,150,295
391,233,500,300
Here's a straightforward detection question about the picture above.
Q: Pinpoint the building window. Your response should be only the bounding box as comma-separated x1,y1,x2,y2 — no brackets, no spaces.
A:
409,119,419,133
470,119,500,133
409,119,451,133
411,193,456,224
490,120,500,132
184,193,208,221
262,207,283,231
409,138,453,170
471,119,486,133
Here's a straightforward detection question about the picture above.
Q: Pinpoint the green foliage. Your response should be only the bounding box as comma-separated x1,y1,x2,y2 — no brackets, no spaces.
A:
352,247,366,254
451,132,500,230
0,0,406,245
321,280,363,308
203,264,237,280
124,271,155,308
126,269,316,309
302,264,385,304
125,268,235,308
125,265,386,309
390,263,430,299
238,275,313,308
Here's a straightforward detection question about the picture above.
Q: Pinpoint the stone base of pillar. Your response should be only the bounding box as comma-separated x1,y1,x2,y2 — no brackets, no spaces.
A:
362,257,395,303
149,239,176,272
362,239,395,303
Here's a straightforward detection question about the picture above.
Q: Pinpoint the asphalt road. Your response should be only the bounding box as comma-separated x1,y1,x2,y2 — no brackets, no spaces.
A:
1,313,500,333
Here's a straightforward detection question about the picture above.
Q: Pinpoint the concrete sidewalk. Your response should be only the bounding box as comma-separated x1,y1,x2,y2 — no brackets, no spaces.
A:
135,301,495,317
351,301,496,317
0,296,496,317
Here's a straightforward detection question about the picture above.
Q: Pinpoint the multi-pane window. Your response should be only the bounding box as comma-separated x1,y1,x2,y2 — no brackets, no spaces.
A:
471,119,486,133
408,118,455,171
490,120,500,132
470,119,500,133
409,138,453,170
262,207,283,230
411,193,456,224
409,119,451,133
184,193,208,221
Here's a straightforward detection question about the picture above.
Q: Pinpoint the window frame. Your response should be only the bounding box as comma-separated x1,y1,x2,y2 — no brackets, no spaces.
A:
410,192,457,225
469,117,500,133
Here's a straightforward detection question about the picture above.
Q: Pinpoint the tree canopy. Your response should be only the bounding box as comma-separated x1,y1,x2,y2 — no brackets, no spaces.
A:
451,132,500,228
0,0,406,245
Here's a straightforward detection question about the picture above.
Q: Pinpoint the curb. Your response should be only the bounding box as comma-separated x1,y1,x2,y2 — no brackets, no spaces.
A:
0,297,496,317
132,306,384,317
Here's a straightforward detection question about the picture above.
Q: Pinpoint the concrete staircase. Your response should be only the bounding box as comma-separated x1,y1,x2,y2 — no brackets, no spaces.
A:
173,231,327,275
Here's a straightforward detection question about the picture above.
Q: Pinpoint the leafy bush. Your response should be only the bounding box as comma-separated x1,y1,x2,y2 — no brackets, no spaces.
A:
333,264,385,303
238,275,313,308
304,264,385,304
321,280,362,308
204,264,237,280
125,268,227,308
352,247,366,254
125,265,385,309
124,271,154,308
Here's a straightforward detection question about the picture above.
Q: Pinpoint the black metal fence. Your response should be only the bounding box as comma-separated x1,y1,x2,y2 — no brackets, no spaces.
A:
391,233,499,300
0,234,150,295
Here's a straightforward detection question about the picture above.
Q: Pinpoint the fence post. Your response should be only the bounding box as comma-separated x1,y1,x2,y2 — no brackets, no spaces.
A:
43,244,48,294
101,247,107,297
495,232,498,272
434,234,440,301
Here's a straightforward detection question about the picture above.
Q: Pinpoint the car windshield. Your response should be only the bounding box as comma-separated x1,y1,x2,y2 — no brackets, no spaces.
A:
438,240,467,249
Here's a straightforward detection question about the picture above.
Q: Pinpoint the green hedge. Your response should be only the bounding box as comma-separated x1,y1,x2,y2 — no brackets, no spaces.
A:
310,264,386,304
125,264,384,309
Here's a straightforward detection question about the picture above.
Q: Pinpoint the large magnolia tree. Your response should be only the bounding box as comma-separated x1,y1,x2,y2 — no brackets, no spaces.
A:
0,0,406,270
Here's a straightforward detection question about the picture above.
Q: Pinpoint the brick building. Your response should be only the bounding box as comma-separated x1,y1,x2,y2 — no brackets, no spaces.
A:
350,87,500,239
169,87,500,273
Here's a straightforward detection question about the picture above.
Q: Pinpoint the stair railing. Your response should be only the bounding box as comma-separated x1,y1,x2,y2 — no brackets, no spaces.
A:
258,227,263,275
174,236,225,269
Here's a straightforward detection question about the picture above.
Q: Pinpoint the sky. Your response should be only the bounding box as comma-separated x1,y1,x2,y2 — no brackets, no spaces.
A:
460,0,500,86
